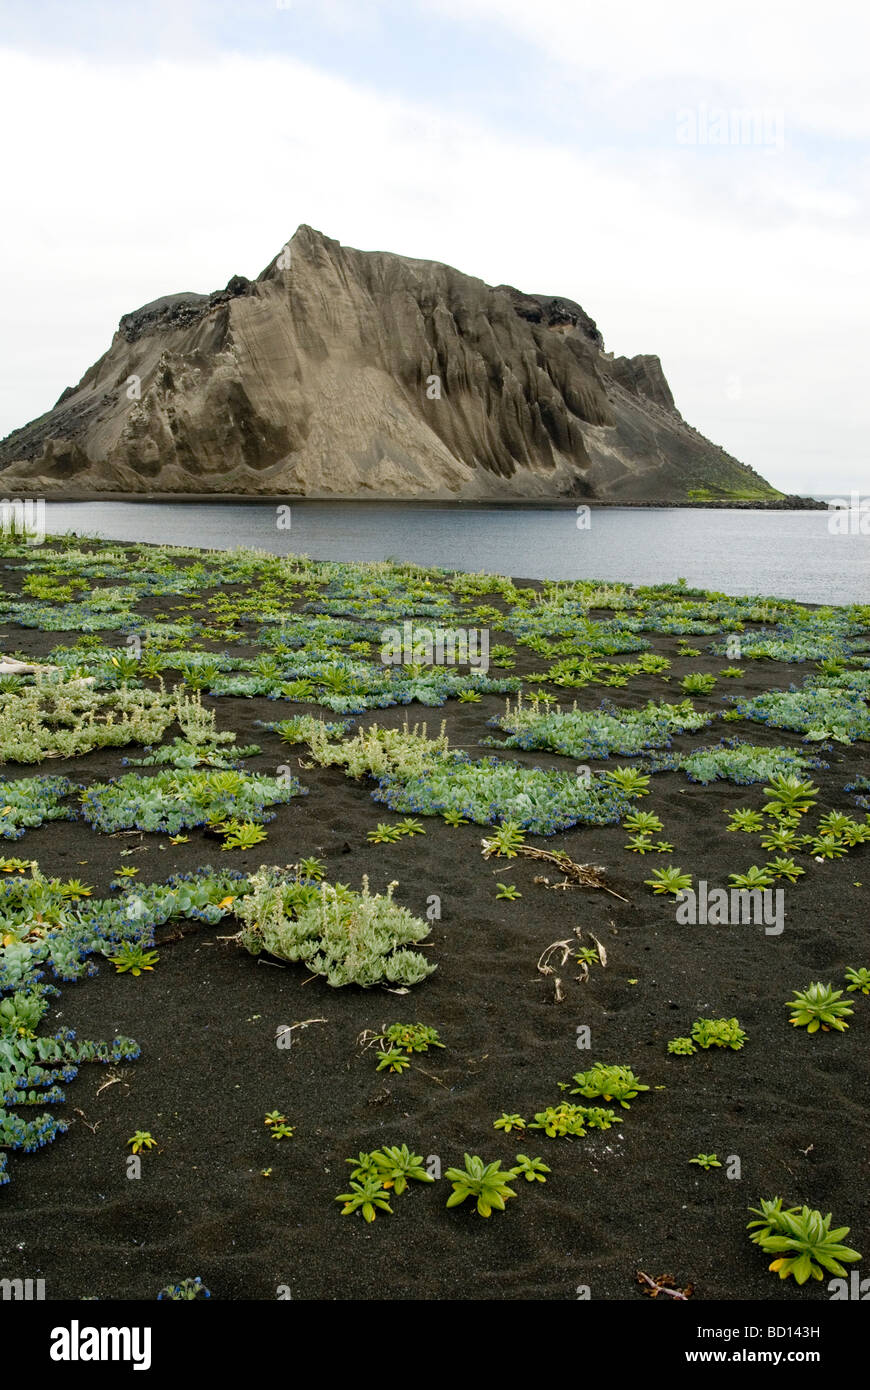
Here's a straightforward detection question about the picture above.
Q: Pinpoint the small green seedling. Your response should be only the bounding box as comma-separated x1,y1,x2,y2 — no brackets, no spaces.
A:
376,1048,411,1073
512,1154,550,1183
845,966,870,995
493,1113,527,1133
380,1023,443,1053
367,823,404,843
127,1131,157,1154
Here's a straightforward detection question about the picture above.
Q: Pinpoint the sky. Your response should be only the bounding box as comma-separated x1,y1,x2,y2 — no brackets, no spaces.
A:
0,0,867,494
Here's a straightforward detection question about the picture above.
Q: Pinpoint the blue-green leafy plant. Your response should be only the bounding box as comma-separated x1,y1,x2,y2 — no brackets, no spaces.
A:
485,695,711,760
157,1277,211,1300
0,999,139,1180
80,768,305,835
0,778,77,840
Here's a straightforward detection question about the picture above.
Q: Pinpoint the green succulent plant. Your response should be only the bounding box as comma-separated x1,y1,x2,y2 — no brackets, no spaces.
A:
444,1155,519,1218
644,866,692,895
569,1062,649,1108
726,808,765,833
483,821,527,857
623,811,664,834
369,1144,433,1194
396,817,425,836
493,1113,527,1134
844,966,870,994
127,1130,157,1154
106,943,158,976
728,865,776,889
625,834,655,854
375,1048,411,1073
807,836,848,859
219,819,269,850
297,856,326,881
58,878,93,900
604,766,650,796
336,1173,393,1222
512,1154,550,1183
787,982,853,1033
381,1022,443,1053
367,823,405,844
681,672,716,693
762,775,819,815
690,1017,747,1050
747,1198,861,1284
528,1104,590,1138
764,856,804,882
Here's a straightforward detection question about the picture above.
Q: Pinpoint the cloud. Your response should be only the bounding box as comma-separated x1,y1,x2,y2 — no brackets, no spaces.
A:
426,0,870,104
0,23,866,491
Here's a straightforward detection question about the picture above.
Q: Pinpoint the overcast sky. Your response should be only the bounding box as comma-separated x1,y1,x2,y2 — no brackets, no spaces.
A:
0,0,866,493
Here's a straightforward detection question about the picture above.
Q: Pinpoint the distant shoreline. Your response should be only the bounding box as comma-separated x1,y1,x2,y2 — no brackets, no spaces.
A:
33,493,828,510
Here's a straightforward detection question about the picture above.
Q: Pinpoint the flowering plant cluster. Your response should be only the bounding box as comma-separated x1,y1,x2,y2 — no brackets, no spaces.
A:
80,768,305,835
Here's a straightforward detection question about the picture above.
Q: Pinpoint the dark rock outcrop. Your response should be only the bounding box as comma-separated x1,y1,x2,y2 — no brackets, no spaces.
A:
0,226,780,501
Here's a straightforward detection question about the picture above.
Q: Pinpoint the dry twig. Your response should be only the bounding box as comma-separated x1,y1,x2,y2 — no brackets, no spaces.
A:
276,1018,327,1044
537,928,607,992
483,841,628,901
73,1109,100,1135
636,1270,694,1300
95,1072,125,1098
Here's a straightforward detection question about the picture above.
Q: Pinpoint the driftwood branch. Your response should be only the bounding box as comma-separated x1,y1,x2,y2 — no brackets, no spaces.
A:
482,841,628,902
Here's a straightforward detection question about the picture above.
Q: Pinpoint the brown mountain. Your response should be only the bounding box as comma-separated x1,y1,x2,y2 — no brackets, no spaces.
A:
0,225,780,501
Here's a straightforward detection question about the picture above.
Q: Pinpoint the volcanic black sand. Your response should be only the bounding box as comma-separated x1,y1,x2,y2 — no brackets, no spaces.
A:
0,551,867,1302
